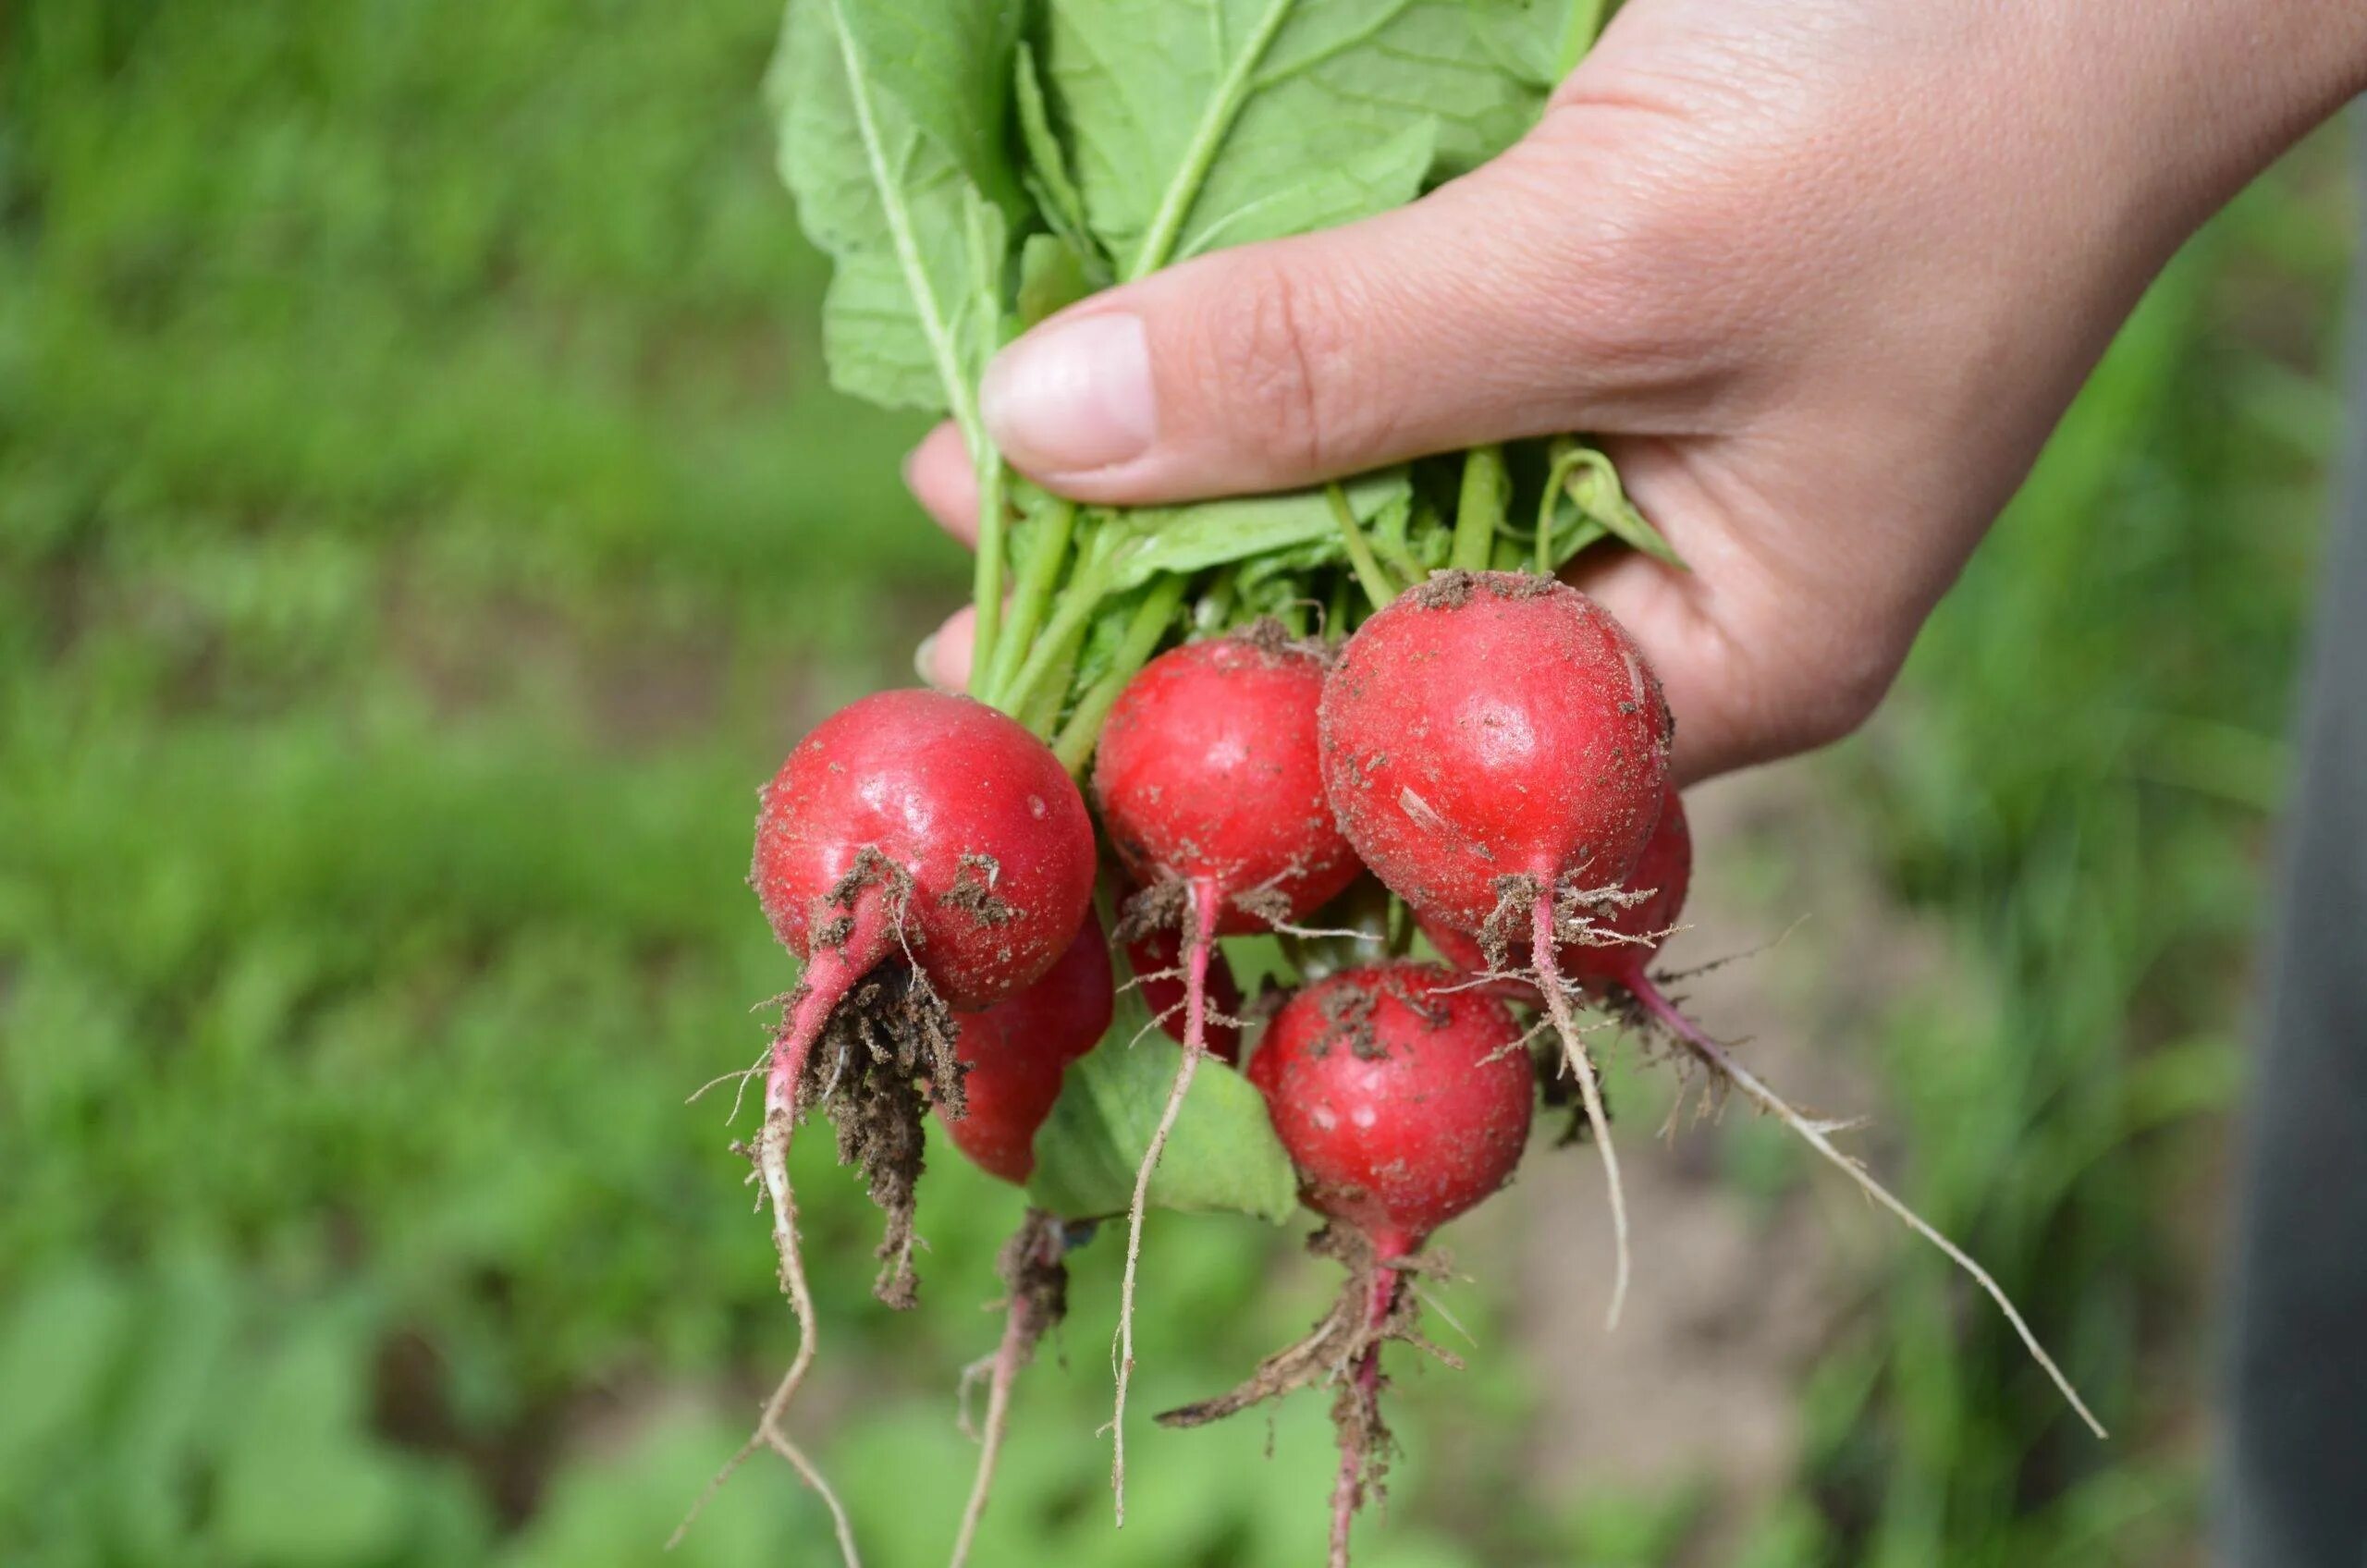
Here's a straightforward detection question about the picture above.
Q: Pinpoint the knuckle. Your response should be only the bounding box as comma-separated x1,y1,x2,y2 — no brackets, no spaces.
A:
1186,253,1356,474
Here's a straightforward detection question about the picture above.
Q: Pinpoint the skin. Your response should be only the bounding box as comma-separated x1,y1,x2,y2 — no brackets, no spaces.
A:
908,0,2367,784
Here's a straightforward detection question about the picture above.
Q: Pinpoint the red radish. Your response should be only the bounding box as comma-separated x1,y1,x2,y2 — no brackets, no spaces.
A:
1088,631,1360,1515
710,689,1095,1525
1319,572,1671,1328
940,915,1116,1184
1249,964,1532,1259
1125,925,1243,1065
1188,964,1532,1566
754,689,1098,1021
1318,573,1670,937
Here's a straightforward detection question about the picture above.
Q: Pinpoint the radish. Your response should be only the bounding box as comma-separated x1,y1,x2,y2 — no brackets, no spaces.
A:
685,689,1095,1550
1124,925,1243,1066
1320,571,1669,1325
1089,629,1360,1515
939,914,1116,1185
1248,964,1532,1257
1164,964,1532,1567
752,687,1097,1302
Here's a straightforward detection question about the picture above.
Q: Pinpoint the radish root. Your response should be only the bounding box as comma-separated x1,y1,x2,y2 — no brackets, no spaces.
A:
670,1041,862,1565
1533,895,1629,1329
1108,879,1220,1524
948,1210,1068,1568
1630,976,2107,1440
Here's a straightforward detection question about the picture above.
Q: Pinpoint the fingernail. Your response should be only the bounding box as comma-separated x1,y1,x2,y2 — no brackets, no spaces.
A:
981,312,1154,472
914,632,943,688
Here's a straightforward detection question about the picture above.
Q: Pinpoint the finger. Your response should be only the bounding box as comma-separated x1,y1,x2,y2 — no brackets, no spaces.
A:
904,422,979,547
914,604,976,692
977,108,1730,507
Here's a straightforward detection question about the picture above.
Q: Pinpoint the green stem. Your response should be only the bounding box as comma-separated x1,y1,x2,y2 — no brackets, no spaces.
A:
1327,483,1399,609
1019,617,1086,737
1368,530,1424,583
1452,445,1509,573
1053,576,1187,776
985,496,1078,704
1196,565,1239,633
1003,550,1113,725
969,455,1007,697
1537,439,1586,574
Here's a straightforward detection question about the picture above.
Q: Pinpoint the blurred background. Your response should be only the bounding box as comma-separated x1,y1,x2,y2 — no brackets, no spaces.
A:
0,5,2354,1564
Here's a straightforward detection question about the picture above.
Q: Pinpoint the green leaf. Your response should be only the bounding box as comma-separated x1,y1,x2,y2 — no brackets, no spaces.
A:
1014,44,1106,275
1100,467,1409,592
1044,0,1556,277
770,0,1016,424
829,0,1026,216
1015,233,1098,328
1029,995,1299,1222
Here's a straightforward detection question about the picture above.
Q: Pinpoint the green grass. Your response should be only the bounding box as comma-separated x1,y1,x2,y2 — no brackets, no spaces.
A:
0,2,2351,1563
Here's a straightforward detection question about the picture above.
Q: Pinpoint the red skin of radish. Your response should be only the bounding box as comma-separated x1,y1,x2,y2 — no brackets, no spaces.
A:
941,916,1116,1184
1318,575,1672,937
1423,784,1692,995
1095,637,1360,937
1248,964,1534,1258
1125,926,1243,1065
752,688,1098,1091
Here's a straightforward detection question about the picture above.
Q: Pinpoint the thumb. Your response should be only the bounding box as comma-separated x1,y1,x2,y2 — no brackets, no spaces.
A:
981,117,1686,504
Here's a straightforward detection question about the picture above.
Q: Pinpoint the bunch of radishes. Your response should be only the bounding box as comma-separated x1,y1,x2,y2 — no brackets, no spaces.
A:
711,566,2097,1568
690,3,2103,1561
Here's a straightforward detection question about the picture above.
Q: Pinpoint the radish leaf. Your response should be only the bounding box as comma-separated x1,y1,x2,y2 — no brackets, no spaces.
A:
769,0,1018,429
1100,468,1411,591
1028,997,1299,1223
1042,0,1559,278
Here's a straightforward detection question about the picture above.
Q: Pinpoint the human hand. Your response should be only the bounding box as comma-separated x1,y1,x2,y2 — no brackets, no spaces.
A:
907,0,2367,783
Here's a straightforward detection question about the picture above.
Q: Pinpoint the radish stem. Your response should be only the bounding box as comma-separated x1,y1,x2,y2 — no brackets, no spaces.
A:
1450,445,1508,572
1000,551,1112,719
1053,576,1186,775
986,496,1079,704
1329,483,1399,608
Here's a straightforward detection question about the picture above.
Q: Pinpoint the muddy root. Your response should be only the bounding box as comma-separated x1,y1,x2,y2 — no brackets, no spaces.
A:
1158,1228,1453,1565
1530,897,1631,1330
798,962,962,1310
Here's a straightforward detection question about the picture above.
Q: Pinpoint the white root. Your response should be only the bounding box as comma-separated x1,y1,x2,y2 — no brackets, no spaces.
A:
669,1073,863,1564
1640,984,2108,1440
1108,881,1220,1525
1534,896,1630,1330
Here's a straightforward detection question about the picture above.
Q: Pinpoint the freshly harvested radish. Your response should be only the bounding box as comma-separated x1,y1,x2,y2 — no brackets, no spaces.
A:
1320,571,1668,1325
1089,629,1360,1514
1164,964,1532,1567
687,690,1095,1550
